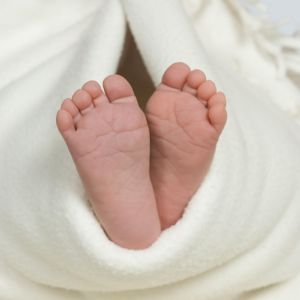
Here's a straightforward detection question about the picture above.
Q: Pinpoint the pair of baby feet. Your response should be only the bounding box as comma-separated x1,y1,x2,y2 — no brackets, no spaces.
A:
56,62,227,249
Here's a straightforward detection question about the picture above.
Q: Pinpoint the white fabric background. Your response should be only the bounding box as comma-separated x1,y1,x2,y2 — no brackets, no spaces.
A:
0,1,299,299
241,0,300,34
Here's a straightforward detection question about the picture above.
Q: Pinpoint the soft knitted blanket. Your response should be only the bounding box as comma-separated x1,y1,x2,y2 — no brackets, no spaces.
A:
0,0,300,299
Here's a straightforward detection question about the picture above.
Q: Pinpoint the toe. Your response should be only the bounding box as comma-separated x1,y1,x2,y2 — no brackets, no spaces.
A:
187,69,206,88
82,80,108,106
208,93,227,133
72,89,94,114
161,62,190,90
208,92,226,109
183,69,206,95
197,80,217,101
82,80,102,98
61,98,80,121
103,74,136,103
56,109,75,136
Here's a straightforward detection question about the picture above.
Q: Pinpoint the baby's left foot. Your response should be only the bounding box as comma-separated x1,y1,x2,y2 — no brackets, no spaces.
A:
146,62,227,229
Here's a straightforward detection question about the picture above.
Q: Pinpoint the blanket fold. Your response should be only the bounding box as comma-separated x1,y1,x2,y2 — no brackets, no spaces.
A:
0,0,299,299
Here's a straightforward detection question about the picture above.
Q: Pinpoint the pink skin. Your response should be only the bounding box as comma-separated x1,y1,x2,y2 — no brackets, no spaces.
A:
56,62,227,249
146,62,227,230
56,76,161,250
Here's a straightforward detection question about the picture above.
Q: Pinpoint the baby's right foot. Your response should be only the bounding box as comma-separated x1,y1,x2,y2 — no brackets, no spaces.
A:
56,76,161,249
146,63,227,229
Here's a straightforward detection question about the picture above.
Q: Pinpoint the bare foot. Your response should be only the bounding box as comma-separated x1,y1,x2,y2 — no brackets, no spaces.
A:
146,62,227,229
56,76,161,249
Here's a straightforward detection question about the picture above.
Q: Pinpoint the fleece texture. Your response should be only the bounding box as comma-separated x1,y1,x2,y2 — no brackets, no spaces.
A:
0,0,299,299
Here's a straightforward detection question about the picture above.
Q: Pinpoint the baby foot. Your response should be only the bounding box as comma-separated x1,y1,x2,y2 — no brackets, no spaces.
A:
56,76,161,249
146,62,227,229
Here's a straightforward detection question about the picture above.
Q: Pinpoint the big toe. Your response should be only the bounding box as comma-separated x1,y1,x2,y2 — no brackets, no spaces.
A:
161,62,190,90
103,74,136,103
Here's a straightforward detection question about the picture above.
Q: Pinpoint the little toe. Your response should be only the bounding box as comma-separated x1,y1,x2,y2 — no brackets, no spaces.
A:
161,62,190,90
208,99,227,134
56,109,75,136
72,89,94,114
103,74,136,103
197,80,217,102
183,69,206,95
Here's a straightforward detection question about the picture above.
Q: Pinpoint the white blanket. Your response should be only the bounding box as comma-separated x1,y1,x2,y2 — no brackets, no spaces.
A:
0,0,300,299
